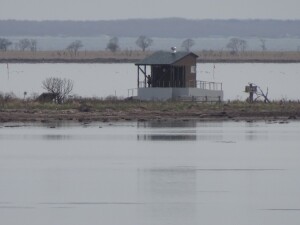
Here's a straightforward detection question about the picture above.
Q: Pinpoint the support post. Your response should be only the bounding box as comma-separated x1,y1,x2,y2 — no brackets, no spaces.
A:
144,65,146,88
249,83,254,103
137,66,140,88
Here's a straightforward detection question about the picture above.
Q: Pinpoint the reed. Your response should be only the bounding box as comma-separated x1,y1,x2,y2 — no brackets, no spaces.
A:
1,50,300,63
1,94,300,114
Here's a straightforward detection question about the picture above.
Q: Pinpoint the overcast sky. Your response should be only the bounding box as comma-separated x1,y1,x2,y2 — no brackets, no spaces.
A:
0,0,299,20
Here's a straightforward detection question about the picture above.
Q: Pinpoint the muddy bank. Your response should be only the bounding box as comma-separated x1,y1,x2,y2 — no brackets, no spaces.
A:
0,108,298,124
1,101,299,124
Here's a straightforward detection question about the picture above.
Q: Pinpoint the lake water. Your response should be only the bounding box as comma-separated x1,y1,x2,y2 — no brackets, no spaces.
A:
1,63,300,100
0,120,300,225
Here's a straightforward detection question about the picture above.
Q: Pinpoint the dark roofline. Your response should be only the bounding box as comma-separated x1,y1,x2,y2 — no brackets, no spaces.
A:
135,51,198,66
171,52,198,65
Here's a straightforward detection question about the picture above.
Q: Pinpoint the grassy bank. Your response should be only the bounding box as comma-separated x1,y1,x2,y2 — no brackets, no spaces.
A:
1,97,299,123
1,50,300,63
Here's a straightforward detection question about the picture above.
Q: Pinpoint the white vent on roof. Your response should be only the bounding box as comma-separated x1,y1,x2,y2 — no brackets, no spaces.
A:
171,47,176,54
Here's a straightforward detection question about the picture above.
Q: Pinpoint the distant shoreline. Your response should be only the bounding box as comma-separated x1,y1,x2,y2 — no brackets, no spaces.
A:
1,50,300,63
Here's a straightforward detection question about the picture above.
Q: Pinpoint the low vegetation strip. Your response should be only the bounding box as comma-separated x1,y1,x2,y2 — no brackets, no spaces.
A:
0,99,299,123
1,50,300,63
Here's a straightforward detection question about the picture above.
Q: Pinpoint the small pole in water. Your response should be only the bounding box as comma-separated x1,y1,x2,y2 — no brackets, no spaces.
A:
7,63,9,80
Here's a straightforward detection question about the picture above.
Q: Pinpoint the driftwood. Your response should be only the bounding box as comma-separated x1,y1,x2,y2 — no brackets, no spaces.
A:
247,82,271,103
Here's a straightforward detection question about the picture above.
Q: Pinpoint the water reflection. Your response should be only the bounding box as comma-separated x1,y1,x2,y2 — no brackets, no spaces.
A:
1,121,300,225
245,122,269,141
245,130,269,141
137,167,197,225
42,134,71,140
0,120,274,143
137,134,196,141
0,134,75,140
137,120,197,141
137,120,226,141
138,120,197,128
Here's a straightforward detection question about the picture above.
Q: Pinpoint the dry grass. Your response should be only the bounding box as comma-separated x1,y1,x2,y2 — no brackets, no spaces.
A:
1,95,300,113
1,96,300,123
0,50,150,61
1,50,300,63
196,50,300,62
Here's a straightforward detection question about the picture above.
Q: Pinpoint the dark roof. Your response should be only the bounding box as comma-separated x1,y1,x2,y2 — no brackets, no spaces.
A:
135,51,198,65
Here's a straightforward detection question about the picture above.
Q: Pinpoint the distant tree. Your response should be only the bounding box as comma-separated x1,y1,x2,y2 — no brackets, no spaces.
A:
29,39,37,52
17,38,31,51
260,39,267,51
66,40,83,56
16,38,37,51
239,39,247,52
226,38,247,54
181,38,195,52
0,38,12,51
136,35,153,52
42,77,74,104
106,37,120,52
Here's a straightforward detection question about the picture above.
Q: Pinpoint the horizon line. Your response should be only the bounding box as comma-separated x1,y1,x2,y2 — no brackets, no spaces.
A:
1,17,300,22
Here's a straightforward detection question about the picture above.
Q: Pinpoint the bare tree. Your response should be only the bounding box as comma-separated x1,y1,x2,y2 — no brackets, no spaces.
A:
181,38,195,52
42,77,74,104
247,82,271,103
226,38,239,53
260,39,267,51
239,39,247,52
226,38,247,54
16,38,37,51
136,35,153,52
17,38,31,51
29,39,37,52
254,86,270,103
0,38,12,51
66,40,83,56
106,37,120,52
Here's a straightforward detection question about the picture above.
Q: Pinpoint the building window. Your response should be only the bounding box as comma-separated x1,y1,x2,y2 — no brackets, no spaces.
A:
191,66,196,73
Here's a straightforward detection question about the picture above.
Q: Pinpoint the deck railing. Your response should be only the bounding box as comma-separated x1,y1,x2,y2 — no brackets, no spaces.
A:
191,80,223,91
139,80,185,88
127,88,137,98
138,80,222,90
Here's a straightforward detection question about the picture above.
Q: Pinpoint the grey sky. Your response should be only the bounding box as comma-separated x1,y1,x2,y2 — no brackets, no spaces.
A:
1,0,299,20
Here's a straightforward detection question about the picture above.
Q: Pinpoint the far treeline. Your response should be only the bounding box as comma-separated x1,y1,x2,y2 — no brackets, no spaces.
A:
0,35,155,54
0,30,296,55
1,19,300,38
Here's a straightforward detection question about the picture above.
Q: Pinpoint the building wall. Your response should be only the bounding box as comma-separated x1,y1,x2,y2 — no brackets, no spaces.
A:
138,88,173,101
173,54,197,87
138,87,223,101
172,88,189,98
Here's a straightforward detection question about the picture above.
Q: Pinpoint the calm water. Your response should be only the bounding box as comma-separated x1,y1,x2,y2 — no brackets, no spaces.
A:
0,120,300,225
1,63,300,100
